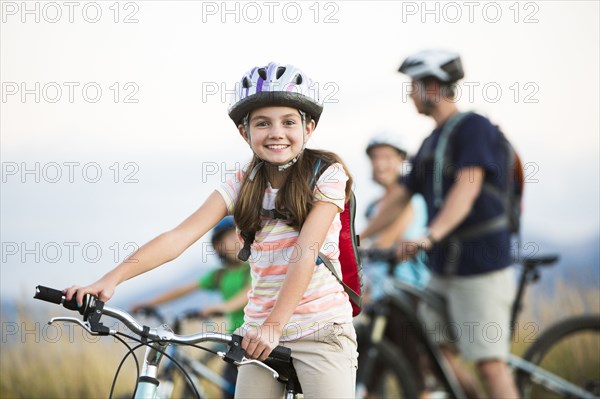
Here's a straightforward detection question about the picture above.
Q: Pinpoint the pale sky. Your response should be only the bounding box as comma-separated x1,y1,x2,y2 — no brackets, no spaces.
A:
1,1,599,299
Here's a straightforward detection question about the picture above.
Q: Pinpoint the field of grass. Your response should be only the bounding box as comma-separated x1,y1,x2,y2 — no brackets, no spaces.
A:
0,304,139,398
1,280,598,398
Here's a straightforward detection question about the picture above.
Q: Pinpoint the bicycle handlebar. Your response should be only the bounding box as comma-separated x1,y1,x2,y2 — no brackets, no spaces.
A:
34,285,94,315
34,285,292,363
359,248,397,264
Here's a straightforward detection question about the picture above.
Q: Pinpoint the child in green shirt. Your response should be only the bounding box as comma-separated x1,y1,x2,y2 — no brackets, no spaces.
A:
132,216,250,333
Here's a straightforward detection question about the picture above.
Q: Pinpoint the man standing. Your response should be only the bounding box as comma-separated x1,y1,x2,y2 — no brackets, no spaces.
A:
362,50,519,399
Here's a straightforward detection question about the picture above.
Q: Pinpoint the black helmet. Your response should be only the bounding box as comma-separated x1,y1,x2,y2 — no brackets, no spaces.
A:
399,50,464,83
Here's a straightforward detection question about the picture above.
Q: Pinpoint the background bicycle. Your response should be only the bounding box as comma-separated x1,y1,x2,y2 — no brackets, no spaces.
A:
356,248,600,399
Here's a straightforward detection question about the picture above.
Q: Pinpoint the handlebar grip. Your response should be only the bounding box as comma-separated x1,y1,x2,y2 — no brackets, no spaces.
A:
228,334,292,363
34,285,90,315
34,286,64,305
268,345,292,363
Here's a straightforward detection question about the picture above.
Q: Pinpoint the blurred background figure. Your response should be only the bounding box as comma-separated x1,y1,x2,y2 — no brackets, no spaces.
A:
363,49,521,399
363,131,430,298
361,131,431,397
132,216,250,399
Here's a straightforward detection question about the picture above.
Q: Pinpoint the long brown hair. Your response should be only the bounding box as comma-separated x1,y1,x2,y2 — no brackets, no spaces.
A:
234,148,353,233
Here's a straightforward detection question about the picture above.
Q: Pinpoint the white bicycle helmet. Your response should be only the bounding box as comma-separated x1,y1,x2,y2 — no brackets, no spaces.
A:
228,62,323,127
398,50,464,83
366,131,408,157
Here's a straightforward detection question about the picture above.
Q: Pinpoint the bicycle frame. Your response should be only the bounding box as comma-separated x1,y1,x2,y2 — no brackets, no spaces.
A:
507,354,598,399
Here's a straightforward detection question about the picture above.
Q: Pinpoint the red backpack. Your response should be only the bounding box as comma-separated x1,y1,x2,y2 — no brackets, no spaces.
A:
238,159,364,316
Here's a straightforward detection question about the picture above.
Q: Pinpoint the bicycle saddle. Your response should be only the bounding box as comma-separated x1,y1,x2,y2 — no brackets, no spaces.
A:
523,255,559,269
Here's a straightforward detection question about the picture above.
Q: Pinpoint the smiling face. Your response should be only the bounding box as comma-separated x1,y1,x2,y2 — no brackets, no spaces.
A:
369,145,406,187
238,106,315,166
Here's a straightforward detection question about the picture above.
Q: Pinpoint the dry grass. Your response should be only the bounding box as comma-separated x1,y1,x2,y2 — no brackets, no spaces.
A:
512,277,600,351
511,280,600,398
1,305,139,399
1,279,598,398
0,307,231,399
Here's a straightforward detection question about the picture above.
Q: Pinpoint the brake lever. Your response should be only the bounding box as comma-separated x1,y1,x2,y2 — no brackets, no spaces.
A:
237,358,280,380
216,351,279,380
48,317,116,335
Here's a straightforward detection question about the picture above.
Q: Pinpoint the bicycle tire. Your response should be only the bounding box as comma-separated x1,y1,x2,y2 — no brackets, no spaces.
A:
356,336,420,399
516,314,600,399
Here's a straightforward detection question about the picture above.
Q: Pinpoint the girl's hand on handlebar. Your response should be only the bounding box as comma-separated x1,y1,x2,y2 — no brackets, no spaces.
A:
63,276,118,307
241,324,282,362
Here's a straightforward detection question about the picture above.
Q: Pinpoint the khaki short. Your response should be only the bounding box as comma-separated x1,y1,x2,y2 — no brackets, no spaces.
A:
419,267,516,361
234,323,358,398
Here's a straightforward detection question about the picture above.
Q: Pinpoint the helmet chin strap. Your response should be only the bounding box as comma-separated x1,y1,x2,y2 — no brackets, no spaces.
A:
244,110,309,181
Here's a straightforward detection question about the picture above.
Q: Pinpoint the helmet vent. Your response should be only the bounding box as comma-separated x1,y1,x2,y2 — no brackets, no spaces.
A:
276,66,286,79
257,68,267,80
440,59,464,80
294,74,303,85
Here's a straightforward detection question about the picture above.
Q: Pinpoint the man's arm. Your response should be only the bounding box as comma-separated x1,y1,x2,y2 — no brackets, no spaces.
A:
398,166,484,259
361,183,412,239
425,166,484,247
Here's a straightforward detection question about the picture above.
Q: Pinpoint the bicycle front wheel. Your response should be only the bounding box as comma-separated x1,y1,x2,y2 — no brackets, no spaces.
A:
516,315,600,399
356,338,419,399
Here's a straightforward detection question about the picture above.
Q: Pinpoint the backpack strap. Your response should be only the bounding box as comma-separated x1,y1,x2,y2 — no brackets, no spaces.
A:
434,112,513,234
317,188,362,310
453,214,509,240
318,251,362,309
452,131,514,241
433,111,472,209
260,208,289,220
308,158,362,306
310,159,322,187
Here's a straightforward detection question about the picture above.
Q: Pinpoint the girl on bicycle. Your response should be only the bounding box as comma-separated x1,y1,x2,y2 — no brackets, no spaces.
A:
65,62,358,398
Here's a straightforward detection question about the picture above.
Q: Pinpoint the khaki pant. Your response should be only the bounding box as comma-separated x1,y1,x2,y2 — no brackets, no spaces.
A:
234,323,358,399
419,267,516,361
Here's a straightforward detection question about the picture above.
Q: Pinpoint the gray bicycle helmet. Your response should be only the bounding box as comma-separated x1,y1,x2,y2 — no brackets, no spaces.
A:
228,62,323,127
399,50,464,83
366,131,408,157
